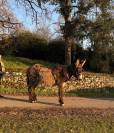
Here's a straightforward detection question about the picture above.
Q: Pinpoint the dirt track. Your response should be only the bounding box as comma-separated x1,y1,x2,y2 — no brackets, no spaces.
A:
0,95,114,109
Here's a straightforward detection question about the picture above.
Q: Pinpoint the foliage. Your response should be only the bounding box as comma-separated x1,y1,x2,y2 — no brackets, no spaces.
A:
48,39,65,63
88,1,114,73
0,32,66,64
13,31,47,59
14,32,65,63
1,0,114,72
0,36,14,55
3,0,114,72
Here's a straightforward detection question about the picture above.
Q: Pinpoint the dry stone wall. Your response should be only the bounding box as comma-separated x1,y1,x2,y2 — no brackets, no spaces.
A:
2,71,114,91
65,72,114,91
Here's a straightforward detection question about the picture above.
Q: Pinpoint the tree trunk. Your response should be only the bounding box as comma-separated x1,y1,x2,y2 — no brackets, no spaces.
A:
65,37,72,65
59,0,72,65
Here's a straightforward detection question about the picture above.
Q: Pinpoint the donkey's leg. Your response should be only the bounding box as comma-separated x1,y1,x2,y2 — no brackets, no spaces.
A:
32,87,37,102
28,86,33,103
27,68,39,103
58,83,64,106
31,76,40,102
28,86,37,103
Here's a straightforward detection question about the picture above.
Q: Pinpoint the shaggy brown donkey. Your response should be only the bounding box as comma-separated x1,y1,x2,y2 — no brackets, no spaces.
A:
26,59,86,106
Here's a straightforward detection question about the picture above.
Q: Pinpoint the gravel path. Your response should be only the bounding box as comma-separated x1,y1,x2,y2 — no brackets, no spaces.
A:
0,95,114,109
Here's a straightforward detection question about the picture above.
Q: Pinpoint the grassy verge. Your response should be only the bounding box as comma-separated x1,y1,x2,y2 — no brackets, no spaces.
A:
0,108,114,133
66,87,114,97
3,56,57,71
0,86,58,96
1,86,114,97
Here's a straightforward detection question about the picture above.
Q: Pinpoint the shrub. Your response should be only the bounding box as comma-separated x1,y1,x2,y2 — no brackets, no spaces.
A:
14,31,48,59
47,39,65,64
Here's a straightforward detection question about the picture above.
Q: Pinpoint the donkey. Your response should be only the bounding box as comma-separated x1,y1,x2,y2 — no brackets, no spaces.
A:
26,59,86,106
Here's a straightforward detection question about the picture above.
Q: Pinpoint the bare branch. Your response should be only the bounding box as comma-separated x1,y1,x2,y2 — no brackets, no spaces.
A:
0,0,23,38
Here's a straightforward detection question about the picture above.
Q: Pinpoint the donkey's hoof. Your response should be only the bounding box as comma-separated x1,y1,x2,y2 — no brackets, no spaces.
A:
60,103,64,107
32,100,37,103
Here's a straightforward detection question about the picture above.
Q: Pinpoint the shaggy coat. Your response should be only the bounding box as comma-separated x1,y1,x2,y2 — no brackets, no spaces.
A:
26,59,86,106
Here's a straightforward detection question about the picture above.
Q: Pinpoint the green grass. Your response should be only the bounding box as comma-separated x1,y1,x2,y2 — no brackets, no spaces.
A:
1,85,114,98
0,86,58,96
0,108,114,133
66,87,114,97
3,56,57,71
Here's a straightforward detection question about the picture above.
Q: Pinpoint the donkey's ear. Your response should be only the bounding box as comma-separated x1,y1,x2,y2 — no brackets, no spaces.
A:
0,55,1,61
75,59,80,67
81,59,86,67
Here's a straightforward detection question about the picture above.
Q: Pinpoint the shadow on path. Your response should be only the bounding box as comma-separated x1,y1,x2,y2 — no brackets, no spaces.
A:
0,95,60,107
0,95,28,102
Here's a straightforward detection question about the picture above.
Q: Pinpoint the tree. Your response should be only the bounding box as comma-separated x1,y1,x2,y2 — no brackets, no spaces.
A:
7,0,114,67
0,0,22,39
34,16,52,41
12,0,95,65
88,0,114,72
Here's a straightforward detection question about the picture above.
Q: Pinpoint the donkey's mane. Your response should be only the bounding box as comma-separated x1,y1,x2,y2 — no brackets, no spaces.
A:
67,64,76,78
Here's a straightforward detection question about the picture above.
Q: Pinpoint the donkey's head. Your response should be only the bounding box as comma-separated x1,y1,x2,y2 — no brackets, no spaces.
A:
73,59,86,80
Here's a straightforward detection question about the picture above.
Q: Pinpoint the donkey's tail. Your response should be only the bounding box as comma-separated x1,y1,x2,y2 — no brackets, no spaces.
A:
26,64,41,86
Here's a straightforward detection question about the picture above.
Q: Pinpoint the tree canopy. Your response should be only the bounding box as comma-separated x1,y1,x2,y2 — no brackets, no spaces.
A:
1,0,114,72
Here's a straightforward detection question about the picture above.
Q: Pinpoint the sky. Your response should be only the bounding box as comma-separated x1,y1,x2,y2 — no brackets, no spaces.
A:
8,0,59,35
8,0,35,30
